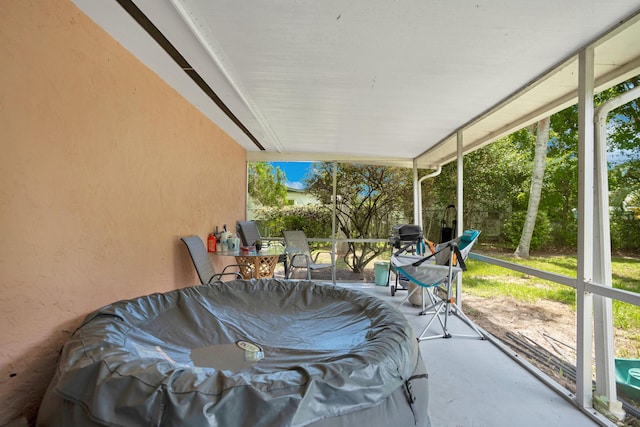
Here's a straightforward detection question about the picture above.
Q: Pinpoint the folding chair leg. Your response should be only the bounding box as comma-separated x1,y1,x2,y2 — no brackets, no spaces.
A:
417,299,450,341
417,298,484,341
396,284,420,310
447,301,485,340
398,287,451,341
414,282,484,341
396,282,440,311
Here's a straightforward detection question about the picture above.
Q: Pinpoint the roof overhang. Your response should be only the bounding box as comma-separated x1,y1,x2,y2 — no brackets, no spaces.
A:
72,0,640,169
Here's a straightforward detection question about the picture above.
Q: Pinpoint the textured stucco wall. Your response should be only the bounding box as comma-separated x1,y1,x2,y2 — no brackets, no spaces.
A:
0,0,247,423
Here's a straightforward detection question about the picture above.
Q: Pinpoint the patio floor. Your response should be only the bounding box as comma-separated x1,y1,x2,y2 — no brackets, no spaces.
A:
323,281,610,427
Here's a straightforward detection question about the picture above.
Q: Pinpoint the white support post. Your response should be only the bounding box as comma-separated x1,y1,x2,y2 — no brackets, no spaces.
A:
245,161,250,220
331,161,337,284
456,131,464,306
593,117,625,418
576,47,595,410
590,87,640,420
593,132,619,402
417,166,443,234
413,159,420,226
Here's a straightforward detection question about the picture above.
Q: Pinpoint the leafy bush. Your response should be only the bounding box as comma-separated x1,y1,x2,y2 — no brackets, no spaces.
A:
502,210,553,250
610,210,640,252
254,204,333,239
550,219,577,247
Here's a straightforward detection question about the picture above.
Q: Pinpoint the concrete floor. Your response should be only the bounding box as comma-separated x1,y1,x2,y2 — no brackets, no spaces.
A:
330,281,609,427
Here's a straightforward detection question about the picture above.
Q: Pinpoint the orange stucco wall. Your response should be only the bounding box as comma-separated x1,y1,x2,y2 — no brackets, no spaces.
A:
0,1,247,423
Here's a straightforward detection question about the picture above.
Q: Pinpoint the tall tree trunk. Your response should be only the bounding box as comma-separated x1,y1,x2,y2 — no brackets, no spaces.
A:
514,117,550,258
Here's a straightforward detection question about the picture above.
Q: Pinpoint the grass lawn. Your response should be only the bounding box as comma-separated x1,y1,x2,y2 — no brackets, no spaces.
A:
463,253,640,354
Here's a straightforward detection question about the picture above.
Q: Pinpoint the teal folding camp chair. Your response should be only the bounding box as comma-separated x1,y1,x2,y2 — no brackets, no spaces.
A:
392,230,484,341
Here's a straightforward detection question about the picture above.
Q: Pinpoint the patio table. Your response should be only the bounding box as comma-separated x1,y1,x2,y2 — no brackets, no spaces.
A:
214,246,284,279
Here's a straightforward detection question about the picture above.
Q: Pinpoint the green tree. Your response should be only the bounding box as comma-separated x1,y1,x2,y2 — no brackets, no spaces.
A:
436,136,531,211
254,204,333,240
428,75,639,251
515,117,550,258
247,162,288,207
599,76,640,232
597,75,640,152
542,77,640,248
610,158,640,210
305,163,413,273
430,135,531,241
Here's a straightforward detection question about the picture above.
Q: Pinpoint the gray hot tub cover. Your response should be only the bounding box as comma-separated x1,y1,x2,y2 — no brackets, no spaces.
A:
38,279,428,426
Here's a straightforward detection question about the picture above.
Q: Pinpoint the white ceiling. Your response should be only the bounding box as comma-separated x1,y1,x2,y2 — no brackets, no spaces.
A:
72,0,640,169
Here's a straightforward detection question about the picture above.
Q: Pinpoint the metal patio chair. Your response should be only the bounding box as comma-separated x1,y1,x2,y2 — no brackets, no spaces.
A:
283,230,335,282
236,221,289,277
181,236,246,284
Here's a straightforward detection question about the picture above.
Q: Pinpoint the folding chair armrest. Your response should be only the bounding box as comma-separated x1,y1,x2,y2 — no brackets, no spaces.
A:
216,263,253,279
311,250,332,263
208,271,243,282
285,246,302,257
220,263,248,273
263,238,284,248
290,253,311,266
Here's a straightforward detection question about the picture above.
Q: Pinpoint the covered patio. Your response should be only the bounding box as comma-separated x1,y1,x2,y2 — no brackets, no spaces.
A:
2,1,640,425
339,281,602,427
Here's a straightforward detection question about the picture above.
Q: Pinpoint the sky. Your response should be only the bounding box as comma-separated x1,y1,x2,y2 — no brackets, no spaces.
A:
270,162,313,190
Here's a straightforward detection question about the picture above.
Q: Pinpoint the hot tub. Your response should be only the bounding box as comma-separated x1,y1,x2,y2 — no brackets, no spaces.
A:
37,279,429,426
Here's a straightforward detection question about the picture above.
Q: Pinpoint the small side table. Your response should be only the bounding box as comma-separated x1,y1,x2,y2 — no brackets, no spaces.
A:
214,247,284,279
234,253,279,279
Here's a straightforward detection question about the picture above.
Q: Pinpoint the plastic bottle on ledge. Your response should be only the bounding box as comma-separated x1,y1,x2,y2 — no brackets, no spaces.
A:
219,224,232,246
207,232,217,253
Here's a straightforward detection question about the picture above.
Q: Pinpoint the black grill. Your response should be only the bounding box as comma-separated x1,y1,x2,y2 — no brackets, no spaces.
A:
389,224,423,248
